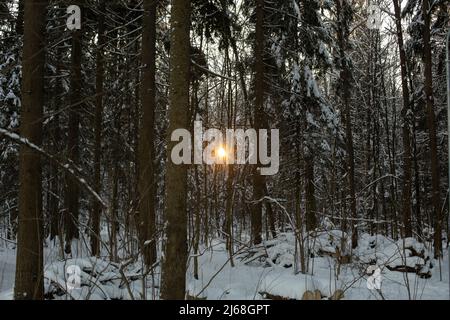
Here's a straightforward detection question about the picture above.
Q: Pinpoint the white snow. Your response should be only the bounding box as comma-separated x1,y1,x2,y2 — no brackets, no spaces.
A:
0,232,448,300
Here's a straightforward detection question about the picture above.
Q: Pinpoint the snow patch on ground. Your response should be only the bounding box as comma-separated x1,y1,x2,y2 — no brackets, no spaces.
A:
0,233,448,300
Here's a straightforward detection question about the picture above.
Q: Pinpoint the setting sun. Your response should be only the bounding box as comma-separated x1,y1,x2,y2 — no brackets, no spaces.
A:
217,146,227,158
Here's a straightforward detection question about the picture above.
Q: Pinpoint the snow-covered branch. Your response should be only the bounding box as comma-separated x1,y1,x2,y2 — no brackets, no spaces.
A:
0,128,108,208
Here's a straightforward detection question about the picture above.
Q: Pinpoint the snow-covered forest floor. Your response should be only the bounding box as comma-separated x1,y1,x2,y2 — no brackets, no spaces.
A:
1,230,448,300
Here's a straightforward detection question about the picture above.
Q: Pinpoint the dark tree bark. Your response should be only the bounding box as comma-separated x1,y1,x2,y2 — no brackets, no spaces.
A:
15,0,24,35
138,0,157,268
49,44,63,241
14,0,48,300
335,0,357,247
160,0,191,300
393,0,413,238
91,0,106,257
64,1,83,254
422,0,442,257
251,0,265,245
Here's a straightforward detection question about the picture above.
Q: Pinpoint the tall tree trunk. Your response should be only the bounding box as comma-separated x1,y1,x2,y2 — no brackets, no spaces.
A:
407,57,423,239
295,155,306,273
91,0,106,257
160,0,191,300
412,119,422,238
49,44,63,241
64,2,83,254
14,0,48,300
422,0,442,257
110,144,120,263
193,166,202,279
336,0,357,247
138,0,157,268
252,0,265,245
15,0,24,35
133,32,141,253
393,0,413,238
